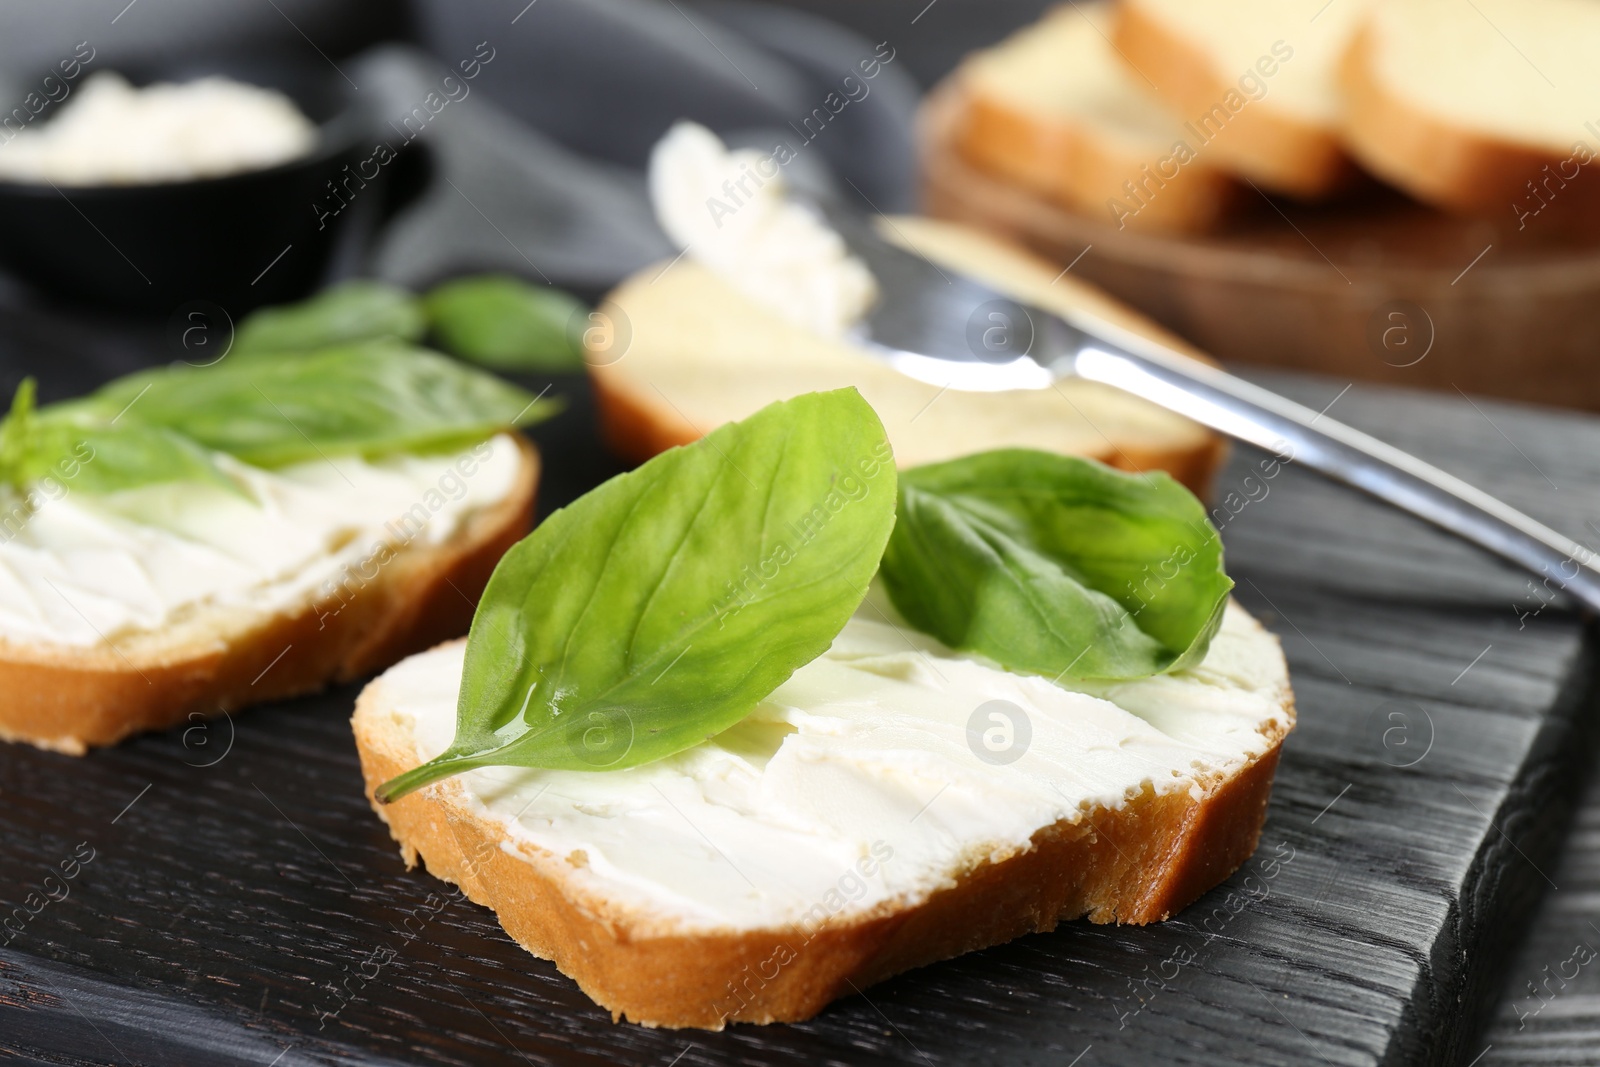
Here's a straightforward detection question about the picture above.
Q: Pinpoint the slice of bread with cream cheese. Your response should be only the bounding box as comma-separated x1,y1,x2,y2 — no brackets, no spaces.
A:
354,592,1291,1028
0,435,537,753
0,343,545,753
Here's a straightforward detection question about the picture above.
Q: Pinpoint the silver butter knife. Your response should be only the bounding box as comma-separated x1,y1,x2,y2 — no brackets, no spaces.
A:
815,203,1600,614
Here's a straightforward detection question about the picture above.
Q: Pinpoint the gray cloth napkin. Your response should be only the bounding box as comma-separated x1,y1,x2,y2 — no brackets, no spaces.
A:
0,0,921,299
358,0,921,291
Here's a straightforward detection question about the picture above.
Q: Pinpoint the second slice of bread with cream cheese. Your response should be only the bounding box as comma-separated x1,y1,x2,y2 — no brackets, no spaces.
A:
590,122,1226,494
0,345,546,753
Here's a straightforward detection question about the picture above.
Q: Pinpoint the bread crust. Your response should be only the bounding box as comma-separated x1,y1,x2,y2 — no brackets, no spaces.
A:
589,371,701,468
0,438,539,754
353,661,1291,1029
1113,1,1356,198
954,69,1242,234
1338,25,1599,218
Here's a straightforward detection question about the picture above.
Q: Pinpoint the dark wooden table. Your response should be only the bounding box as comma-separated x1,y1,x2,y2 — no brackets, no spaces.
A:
2,346,1598,1065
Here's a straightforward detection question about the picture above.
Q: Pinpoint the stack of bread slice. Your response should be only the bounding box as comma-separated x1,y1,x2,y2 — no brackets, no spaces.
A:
948,0,1600,231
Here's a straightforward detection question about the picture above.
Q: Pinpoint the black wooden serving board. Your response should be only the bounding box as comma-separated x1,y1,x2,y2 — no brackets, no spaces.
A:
2,357,1597,1067
1482,720,1600,1061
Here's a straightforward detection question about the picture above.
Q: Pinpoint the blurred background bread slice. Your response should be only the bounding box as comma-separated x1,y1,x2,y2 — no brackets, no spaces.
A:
955,3,1240,233
1111,0,1367,199
1339,0,1600,219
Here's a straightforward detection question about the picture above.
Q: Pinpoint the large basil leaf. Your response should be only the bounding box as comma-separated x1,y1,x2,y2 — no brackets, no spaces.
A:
234,280,424,353
68,342,554,469
376,388,897,800
424,274,586,371
880,449,1231,681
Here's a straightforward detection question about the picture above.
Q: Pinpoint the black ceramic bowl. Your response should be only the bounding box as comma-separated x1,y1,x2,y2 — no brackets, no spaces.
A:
0,56,402,315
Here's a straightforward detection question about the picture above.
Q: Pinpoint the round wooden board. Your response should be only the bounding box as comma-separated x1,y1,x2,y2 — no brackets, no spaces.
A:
918,82,1600,412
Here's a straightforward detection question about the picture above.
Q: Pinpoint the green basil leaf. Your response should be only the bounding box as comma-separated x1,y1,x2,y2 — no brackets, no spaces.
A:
1,379,239,497
424,274,586,371
77,342,556,469
377,388,897,800
235,280,425,353
880,449,1232,682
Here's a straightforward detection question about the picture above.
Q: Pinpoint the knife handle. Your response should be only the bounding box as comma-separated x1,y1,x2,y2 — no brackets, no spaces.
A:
1061,329,1600,615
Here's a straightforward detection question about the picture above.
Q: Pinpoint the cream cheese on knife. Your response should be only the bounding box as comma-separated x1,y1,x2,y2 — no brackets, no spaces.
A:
649,121,878,338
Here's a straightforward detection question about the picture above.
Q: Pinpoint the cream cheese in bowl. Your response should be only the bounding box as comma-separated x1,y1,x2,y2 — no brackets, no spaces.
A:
0,61,387,311
0,71,317,186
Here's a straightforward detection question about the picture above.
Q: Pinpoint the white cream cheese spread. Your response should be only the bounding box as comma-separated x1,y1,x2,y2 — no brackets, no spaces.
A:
0,433,522,647
0,71,317,186
381,595,1290,933
647,121,877,338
